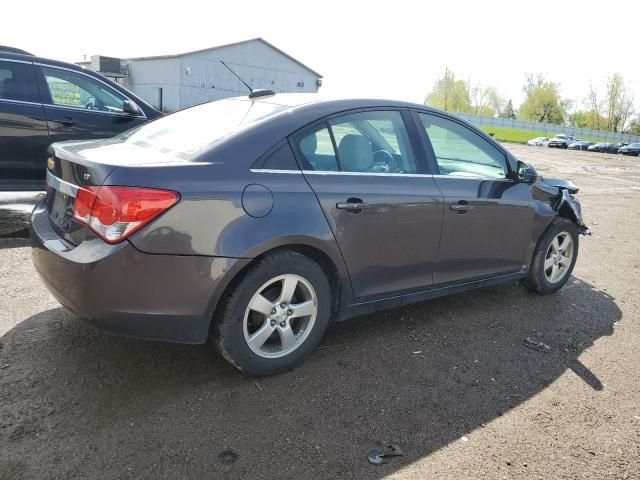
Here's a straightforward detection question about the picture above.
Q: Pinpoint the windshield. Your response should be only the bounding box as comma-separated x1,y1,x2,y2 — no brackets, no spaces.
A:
118,98,287,159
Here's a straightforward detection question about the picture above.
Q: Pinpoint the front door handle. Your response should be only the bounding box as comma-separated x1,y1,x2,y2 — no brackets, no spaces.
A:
336,198,368,212
450,200,474,213
53,117,75,126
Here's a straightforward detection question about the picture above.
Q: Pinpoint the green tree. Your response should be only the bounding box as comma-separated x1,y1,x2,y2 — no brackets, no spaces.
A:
470,85,503,117
625,117,640,135
518,74,567,124
424,68,470,113
500,99,516,119
571,110,607,129
605,73,634,133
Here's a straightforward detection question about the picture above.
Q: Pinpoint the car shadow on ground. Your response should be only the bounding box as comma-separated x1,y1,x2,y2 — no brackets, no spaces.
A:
0,276,620,479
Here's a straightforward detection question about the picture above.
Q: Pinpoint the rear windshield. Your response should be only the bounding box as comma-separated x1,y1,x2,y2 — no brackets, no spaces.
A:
118,98,287,159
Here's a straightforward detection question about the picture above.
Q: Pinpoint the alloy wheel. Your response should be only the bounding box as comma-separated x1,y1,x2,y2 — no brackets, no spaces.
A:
243,274,318,358
544,232,574,283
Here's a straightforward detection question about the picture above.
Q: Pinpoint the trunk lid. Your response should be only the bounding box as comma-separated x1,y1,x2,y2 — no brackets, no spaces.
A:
45,138,190,245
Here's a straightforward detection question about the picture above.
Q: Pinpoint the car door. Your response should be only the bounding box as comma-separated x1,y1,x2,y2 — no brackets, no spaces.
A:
0,59,50,187
414,111,537,285
36,64,147,144
292,109,443,301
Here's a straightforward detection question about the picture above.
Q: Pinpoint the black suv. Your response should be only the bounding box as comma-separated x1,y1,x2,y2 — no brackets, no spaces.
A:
0,47,160,190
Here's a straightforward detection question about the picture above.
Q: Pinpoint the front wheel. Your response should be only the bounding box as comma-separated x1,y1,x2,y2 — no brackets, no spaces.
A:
212,250,332,376
522,218,579,294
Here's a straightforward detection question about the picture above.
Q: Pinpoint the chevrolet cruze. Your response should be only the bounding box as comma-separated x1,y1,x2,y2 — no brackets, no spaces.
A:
31,92,588,375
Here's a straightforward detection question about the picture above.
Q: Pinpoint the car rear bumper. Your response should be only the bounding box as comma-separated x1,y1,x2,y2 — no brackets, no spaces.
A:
30,200,248,344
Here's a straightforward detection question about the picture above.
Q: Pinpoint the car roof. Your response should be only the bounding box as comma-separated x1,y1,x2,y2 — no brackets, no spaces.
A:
249,93,431,111
0,45,34,55
0,50,88,70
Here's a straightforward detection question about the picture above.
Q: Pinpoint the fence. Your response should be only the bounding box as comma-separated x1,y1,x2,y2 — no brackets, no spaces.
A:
454,113,640,144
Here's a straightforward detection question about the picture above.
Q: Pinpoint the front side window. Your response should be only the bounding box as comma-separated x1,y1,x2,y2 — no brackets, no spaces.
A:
41,66,128,113
0,61,38,103
296,110,417,174
418,113,507,179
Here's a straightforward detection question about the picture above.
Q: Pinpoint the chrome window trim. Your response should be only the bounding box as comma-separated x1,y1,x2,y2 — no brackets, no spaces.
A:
35,62,147,119
431,174,514,182
302,170,432,178
0,98,43,107
298,170,514,181
249,168,303,175
44,103,144,119
0,57,32,65
47,170,78,198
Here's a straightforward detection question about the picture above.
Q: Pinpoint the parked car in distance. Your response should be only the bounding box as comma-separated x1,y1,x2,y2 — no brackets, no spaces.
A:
587,142,619,154
527,136,549,147
618,143,640,156
0,48,160,191
548,134,576,149
568,140,593,151
31,94,588,376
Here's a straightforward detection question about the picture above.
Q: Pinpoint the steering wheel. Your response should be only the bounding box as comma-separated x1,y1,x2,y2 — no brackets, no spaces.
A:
371,149,400,173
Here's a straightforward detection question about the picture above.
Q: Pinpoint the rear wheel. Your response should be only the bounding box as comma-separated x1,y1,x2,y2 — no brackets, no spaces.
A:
212,250,332,376
522,218,579,294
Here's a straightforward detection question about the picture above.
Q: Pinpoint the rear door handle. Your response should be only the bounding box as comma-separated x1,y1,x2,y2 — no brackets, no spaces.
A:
450,200,474,213
336,198,368,212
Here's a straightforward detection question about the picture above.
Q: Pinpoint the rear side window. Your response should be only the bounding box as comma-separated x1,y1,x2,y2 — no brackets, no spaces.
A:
418,113,507,179
0,61,39,103
295,126,339,171
40,66,128,113
255,143,299,170
295,110,418,174
329,111,417,173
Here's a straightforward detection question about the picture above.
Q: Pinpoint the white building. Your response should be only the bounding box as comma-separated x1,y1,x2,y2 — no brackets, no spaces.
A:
79,38,322,112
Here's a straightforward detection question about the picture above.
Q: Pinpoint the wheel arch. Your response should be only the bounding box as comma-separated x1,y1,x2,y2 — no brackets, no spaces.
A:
206,237,350,337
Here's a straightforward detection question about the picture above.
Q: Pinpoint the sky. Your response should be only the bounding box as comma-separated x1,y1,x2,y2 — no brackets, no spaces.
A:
4,0,640,111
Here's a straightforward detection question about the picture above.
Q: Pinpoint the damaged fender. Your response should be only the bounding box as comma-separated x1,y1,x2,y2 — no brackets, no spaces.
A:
533,177,590,235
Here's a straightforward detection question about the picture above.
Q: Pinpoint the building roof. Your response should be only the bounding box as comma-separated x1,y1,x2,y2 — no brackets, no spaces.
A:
124,38,322,78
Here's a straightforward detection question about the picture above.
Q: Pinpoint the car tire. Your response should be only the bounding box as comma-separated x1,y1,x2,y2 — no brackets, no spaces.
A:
212,250,332,376
522,218,579,295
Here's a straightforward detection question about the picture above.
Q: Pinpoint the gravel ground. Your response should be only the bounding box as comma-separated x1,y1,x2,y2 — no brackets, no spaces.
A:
1,145,639,479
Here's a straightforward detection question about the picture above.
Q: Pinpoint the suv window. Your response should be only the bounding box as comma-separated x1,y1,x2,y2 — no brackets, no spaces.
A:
418,113,507,179
0,60,39,103
41,66,128,114
296,111,417,174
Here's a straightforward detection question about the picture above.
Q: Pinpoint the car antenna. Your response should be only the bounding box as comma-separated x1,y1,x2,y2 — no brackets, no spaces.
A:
220,60,253,93
220,60,275,99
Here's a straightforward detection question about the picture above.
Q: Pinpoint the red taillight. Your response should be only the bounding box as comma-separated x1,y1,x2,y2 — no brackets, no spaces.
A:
72,186,179,244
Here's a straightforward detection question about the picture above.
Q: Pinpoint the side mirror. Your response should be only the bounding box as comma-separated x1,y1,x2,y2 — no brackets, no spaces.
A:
123,100,141,116
517,161,539,184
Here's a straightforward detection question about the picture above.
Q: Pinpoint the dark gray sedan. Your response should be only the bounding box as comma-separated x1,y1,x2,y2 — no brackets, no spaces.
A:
31,93,588,375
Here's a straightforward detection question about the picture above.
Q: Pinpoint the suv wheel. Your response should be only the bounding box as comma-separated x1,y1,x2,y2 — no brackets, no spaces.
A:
522,218,579,294
213,250,332,375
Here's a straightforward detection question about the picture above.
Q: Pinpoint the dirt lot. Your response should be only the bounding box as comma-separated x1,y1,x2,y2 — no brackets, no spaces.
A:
1,145,639,479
